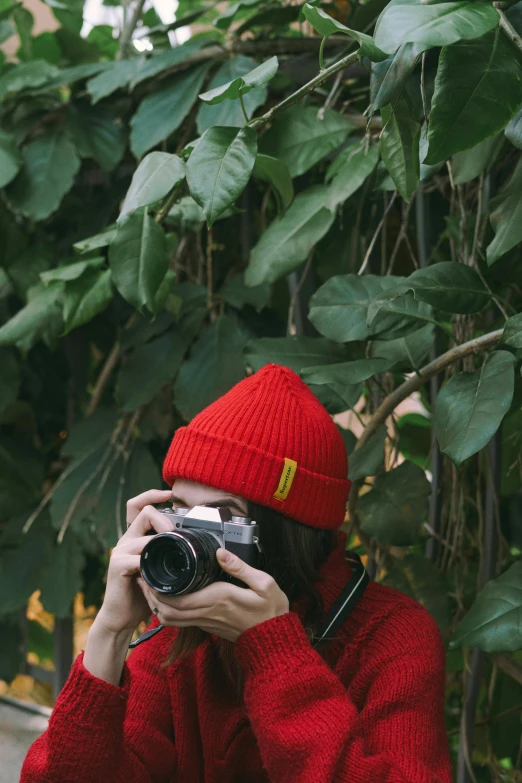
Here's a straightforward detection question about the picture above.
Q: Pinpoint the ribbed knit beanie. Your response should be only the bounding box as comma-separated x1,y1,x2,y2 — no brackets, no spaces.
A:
162,364,352,529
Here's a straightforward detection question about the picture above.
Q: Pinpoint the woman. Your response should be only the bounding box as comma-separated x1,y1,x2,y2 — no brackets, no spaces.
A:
21,364,452,783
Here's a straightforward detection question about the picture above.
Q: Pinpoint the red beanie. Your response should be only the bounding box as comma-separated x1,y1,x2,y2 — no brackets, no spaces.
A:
162,364,351,529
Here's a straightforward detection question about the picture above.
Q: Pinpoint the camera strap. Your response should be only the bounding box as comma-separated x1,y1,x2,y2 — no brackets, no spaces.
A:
313,551,370,647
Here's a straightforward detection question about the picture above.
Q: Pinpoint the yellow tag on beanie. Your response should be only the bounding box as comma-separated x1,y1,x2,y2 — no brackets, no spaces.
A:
273,458,297,501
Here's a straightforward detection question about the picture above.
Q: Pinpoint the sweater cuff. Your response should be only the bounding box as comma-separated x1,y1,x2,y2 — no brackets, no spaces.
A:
234,611,315,679
52,650,130,726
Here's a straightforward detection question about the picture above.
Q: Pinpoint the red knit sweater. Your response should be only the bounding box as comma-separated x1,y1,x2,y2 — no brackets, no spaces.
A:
21,533,452,783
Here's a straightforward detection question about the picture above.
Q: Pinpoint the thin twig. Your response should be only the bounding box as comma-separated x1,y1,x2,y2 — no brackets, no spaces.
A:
288,251,314,334
494,2,522,54
358,192,398,274
117,0,146,60
86,341,121,416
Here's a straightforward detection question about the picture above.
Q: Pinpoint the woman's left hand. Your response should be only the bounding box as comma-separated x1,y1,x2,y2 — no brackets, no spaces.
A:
136,548,290,642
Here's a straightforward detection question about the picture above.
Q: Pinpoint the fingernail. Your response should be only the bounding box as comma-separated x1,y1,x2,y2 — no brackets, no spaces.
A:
218,549,231,563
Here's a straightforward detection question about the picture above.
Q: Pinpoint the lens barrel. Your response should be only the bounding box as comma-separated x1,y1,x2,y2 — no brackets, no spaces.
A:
140,529,221,595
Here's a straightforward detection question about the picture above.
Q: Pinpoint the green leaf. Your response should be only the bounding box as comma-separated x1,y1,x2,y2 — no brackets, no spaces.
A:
61,406,118,458
186,125,258,226
6,129,80,221
501,312,522,349
63,268,113,334
380,98,420,202
0,59,58,98
326,143,380,210
425,30,522,165
260,105,354,178
369,323,435,372
366,289,435,340
486,156,522,265
109,208,169,314
252,153,293,212
214,0,261,28
0,618,23,682
245,336,350,375
0,282,63,350
347,424,387,482
308,274,402,342
435,350,516,468
116,328,189,411
0,349,20,416
359,460,431,545
505,105,522,150
406,261,490,313
41,257,104,283
65,102,127,173
38,530,85,617
130,62,210,159
245,185,334,286
382,554,450,634
197,55,269,134
0,129,22,188
87,57,145,104
302,3,387,61
119,152,186,223
301,358,394,385
129,40,206,90
43,62,112,90
199,55,278,104
451,134,503,185
374,1,499,54
449,561,522,653
174,315,249,421
73,225,117,254
370,42,423,113
0,516,54,613
220,273,269,313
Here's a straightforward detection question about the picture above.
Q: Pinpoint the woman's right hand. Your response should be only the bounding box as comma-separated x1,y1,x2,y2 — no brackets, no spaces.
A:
94,489,176,636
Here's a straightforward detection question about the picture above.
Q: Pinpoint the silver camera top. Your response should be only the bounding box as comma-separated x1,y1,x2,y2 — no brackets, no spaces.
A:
158,504,259,547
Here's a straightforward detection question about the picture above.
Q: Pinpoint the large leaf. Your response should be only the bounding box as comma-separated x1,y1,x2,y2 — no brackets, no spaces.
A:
245,336,350,374
0,516,54,613
501,312,522,349
406,261,490,314
308,274,402,342
0,59,58,98
6,129,80,221
302,3,387,62
197,56,268,134
425,29,522,164
0,617,23,682
245,185,334,286
435,350,516,467
326,143,380,210
0,129,22,188
130,62,210,159
301,358,395,385
129,40,206,90
380,98,420,202
63,268,113,334
449,561,522,653
367,291,434,341
505,105,522,150
0,282,63,350
370,42,423,113
374,1,499,54
87,57,145,104
382,554,450,634
38,530,85,617
119,152,186,223
252,153,294,212
220,273,270,313
370,323,435,372
358,460,431,545
186,126,258,226
0,349,20,416
65,102,126,173
109,208,169,314
73,226,117,254
199,56,278,104
116,329,190,411
174,315,249,421
41,257,104,284
347,424,388,482
451,134,503,185
260,105,354,178
486,156,522,265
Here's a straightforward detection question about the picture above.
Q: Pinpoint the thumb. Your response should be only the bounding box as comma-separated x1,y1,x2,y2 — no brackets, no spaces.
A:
216,548,271,593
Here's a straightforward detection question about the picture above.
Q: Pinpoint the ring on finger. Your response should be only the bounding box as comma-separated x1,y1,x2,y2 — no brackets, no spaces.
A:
152,607,159,616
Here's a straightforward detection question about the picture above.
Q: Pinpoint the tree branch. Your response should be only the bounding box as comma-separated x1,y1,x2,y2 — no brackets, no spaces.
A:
354,328,504,452
117,0,147,61
494,654,522,687
493,2,522,54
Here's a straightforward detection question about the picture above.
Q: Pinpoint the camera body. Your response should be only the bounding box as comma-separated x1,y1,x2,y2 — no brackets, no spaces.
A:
139,505,261,596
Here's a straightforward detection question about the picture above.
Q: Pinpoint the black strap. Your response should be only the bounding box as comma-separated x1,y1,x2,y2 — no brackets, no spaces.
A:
313,551,370,647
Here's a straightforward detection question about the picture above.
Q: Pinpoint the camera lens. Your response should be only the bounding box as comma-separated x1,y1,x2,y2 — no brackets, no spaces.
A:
140,530,221,595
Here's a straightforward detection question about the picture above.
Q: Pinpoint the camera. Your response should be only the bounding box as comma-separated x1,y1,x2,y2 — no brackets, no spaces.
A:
139,505,262,595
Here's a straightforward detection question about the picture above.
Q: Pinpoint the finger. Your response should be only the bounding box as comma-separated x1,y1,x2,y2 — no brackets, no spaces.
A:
126,489,173,525
137,581,205,624
154,581,242,612
122,504,176,541
115,536,155,555
216,549,275,596
109,552,142,577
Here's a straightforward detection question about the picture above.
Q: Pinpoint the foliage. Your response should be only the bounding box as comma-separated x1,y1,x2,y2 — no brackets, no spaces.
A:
1,0,522,777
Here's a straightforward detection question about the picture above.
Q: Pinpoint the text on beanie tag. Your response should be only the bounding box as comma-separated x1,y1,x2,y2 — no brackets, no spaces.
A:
273,458,297,501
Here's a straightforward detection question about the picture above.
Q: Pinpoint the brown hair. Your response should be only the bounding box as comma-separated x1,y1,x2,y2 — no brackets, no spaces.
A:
159,501,338,698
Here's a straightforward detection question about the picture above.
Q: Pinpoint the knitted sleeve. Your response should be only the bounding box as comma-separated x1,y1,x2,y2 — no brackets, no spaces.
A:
234,607,453,783
20,622,177,783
